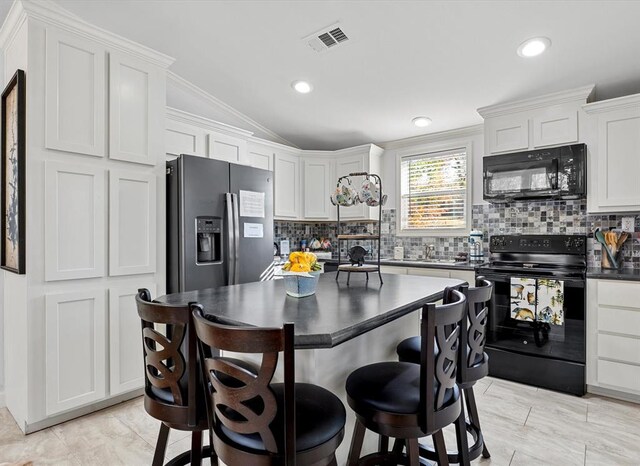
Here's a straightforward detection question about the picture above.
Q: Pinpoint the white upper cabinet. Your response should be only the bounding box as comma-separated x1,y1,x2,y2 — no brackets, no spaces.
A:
274,151,301,219
303,158,334,219
478,85,594,155
334,144,384,221
207,131,249,165
247,141,275,171
45,28,106,157
583,94,640,213
109,53,164,165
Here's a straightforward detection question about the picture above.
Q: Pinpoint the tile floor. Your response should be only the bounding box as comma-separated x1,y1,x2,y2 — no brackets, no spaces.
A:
1,376,640,465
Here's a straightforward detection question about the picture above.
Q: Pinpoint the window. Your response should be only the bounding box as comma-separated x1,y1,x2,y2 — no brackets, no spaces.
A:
399,147,469,233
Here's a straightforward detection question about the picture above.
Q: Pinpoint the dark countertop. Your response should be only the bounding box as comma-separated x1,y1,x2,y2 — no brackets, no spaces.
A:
323,258,481,271
156,272,463,349
587,267,640,282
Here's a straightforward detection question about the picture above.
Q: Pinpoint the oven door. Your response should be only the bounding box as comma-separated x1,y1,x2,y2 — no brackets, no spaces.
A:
477,268,585,364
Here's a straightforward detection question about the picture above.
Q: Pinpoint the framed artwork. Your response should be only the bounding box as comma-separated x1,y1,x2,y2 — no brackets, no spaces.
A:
1,70,26,274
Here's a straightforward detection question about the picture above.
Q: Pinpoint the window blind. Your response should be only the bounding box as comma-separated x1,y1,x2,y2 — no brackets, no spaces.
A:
400,149,467,230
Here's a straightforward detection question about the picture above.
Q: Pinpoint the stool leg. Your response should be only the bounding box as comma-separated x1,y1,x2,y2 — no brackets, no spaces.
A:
454,407,471,466
152,423,170,466
432,430,449,466
464,386,490,458
378,435,389,453
406,438,419,466
347,419,366,466
190,430,202,465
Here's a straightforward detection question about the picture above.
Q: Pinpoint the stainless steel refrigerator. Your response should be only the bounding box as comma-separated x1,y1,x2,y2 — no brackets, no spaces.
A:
167,154,274,293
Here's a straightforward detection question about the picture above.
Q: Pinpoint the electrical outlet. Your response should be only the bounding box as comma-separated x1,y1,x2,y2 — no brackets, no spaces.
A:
621,216,635,233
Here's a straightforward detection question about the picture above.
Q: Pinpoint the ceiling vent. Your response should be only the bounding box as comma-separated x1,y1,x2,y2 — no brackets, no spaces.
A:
304,22,351,53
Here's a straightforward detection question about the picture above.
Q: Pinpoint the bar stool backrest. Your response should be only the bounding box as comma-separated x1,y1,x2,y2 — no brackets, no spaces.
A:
190,305,296,465
421,287,467,434
135,289,200,428
458,278,494,384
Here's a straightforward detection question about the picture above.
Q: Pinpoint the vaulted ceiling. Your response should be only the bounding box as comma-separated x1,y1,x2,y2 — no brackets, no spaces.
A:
5,1,640,149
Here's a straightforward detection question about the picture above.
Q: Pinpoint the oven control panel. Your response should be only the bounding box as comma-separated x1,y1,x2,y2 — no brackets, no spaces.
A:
490,235,586,254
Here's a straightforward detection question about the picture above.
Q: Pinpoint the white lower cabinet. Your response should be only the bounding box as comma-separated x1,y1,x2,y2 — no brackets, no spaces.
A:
380,265,408,274
587,279,640,398
45,290,107,416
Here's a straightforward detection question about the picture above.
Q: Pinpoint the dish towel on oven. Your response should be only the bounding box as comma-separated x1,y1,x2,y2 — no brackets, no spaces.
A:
510,277,564,325
535,279,564,325
510,277,537,321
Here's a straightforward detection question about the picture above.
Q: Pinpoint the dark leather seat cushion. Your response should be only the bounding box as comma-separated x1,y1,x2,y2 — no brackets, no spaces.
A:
217,382,345,453
396,336,485,367
346,361,457,415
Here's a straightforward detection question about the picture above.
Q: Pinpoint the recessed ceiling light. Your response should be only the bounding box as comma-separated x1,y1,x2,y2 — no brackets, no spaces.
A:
412,117,432,128
292,80,313,94
517,37,551,57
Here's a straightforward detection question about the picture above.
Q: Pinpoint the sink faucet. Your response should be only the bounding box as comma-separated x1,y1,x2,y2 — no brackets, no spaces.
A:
426,244,435,260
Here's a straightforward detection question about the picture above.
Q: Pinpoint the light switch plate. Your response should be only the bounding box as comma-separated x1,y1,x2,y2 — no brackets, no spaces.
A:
381,222,390,234
621,216,635,233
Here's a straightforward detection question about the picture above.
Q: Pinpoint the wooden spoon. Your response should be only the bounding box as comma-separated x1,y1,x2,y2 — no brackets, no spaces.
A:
617,232,629,249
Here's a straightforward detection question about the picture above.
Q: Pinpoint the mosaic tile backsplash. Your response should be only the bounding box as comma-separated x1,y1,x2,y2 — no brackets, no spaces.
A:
274,200,640,268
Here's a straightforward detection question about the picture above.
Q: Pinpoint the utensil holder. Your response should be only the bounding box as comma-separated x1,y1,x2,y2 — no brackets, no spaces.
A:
600,245,622,269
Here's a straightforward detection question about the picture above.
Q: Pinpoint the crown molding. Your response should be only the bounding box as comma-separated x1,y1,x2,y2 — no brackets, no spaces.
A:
0,1,28,51
583,92,640,114
167,106,254,138
167,70,297,148
477,85,596,118
380,124,483,151
247,135,300,154
2,0,174,68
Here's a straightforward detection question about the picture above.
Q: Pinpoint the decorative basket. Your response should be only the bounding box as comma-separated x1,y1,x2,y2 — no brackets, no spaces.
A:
283,271,321,298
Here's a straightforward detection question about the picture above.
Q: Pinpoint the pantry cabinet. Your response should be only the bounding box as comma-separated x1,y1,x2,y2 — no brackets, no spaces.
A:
478,85,593,155
587,279,640,400
583,94,640,213
2,3,172,433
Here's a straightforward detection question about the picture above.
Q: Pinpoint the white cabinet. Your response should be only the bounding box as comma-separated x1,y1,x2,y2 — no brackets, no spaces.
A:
380,265,475,283
583,94,640,213
478,85,593,155
274,151,301,219
484,114,529,154
109,53,164,165
165,118,207,158
334,144,384,220
303,158,334,219
207,131,249,165
109,283,155,396
109,170,157,276
45,290,107,415
587,279,640,398
44,162,106,281
45,28,106,157
247,141,274,171
380,265,408,274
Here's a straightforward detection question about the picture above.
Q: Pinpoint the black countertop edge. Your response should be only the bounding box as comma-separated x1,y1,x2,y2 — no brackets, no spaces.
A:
322,258,483,272
587,267,640,282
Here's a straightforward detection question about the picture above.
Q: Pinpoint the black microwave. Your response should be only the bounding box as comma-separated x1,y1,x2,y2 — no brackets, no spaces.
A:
483,143,586,203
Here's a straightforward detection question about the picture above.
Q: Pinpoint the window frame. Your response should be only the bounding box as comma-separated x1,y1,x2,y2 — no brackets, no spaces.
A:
395,140,473,237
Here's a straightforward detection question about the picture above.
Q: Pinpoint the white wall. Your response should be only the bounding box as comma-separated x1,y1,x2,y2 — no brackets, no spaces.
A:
380,126,486,213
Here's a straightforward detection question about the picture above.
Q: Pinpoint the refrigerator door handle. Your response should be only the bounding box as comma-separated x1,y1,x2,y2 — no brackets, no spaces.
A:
231,192,241,285
225,193,235,285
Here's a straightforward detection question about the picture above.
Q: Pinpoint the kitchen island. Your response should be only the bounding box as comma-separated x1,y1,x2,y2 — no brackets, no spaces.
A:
157,272,464,462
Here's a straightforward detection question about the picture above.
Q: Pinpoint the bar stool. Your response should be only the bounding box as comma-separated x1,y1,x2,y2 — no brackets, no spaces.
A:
190,303,346,466
344,287,467,466
136,289,256,466
396,277,494,464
